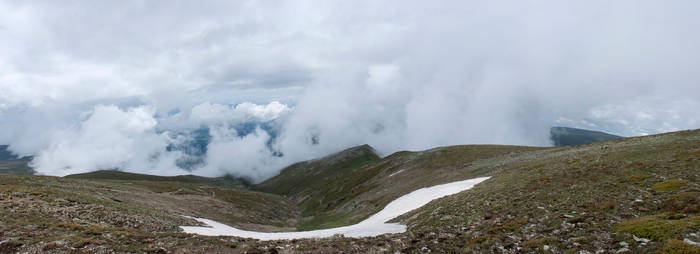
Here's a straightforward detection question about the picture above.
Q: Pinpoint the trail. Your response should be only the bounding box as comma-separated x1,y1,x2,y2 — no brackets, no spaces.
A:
181,176,490,240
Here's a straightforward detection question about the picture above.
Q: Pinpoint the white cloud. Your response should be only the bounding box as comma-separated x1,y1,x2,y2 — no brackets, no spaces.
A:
30,105,187,176
0,1,698,180
199,126,284,180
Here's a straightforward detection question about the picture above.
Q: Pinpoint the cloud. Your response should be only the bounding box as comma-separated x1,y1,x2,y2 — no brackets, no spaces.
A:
0,1,699,180
30,105,187,176
191,101,291,124
199,126,282,180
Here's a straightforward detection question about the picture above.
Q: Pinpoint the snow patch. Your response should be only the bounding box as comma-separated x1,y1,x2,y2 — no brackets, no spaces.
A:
180,176,490,240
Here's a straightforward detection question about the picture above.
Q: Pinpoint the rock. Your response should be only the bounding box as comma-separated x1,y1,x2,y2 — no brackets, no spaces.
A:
632,235,650,244
615,248,630,253
684,238,700,247
619,241,628,247
543,245,550,251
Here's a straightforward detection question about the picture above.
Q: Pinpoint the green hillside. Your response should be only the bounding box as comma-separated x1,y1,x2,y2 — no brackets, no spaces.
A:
0,158,34,175
257,144,541,230
0,129,698,253
65,170,252,190
394,129,699,252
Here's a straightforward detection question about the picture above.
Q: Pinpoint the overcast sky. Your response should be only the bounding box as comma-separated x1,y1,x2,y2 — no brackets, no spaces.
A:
1,1,699,180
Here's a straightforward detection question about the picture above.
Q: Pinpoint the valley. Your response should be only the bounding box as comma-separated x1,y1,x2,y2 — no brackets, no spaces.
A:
0,129,698,253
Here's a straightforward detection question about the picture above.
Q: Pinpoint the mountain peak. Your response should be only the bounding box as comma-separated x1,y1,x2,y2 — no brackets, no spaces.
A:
314,144,379,166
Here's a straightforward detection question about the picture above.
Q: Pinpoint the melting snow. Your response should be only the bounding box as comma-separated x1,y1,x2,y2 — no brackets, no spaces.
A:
180,176,490,240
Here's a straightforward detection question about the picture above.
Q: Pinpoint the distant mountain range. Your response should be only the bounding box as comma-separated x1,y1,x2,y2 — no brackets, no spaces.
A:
0,145,33,175
0,145,19,160
550,126,623,146
0,126,625,176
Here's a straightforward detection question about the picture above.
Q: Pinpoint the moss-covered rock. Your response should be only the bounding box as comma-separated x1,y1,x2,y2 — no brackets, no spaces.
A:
627,174,652,182
653,180,689,192
661,239,700,254
659,192,699,213
613,215,700,241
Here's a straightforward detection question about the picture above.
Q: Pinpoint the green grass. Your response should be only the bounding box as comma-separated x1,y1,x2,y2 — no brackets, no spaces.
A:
653,179,690,191
0,158,34,175
1,128,699,253
65,170,251,189
390,128,700,252
661,239,700,254
627,174,652,182
614,215,700,241
258,143,542,231
659,192,699,213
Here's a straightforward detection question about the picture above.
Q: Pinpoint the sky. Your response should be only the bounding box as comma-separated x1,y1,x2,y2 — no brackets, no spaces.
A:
1,1,699,181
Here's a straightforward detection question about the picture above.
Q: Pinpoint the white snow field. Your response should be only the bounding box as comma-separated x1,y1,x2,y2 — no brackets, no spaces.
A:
180,176,490,240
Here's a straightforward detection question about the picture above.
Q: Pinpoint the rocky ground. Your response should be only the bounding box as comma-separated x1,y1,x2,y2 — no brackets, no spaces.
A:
0,129,698,253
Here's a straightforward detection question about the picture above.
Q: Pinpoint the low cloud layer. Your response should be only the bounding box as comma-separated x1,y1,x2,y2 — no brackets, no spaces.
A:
1,1,699,181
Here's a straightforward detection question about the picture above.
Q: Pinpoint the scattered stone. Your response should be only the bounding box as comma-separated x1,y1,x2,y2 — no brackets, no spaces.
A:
684,238,700,247
615,248,630,253
543,245,550,251
632,235,650,245
619,241,628,247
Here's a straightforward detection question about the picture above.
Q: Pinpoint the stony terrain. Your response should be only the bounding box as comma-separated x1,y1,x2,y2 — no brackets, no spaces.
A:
0,129,698,253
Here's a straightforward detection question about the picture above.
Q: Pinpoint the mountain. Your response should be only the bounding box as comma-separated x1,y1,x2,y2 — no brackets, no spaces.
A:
550,126,623,146
0,129,698,253
255,144,382,225
65,170,253,190
0,145,18,160
0,145,34,175
256,143,539,230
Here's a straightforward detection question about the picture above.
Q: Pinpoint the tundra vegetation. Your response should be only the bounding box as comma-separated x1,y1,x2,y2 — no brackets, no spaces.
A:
0,129,698,253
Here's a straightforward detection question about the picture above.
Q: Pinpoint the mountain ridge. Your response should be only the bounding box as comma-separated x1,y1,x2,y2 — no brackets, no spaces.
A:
550,126,623,146
0,129,698,253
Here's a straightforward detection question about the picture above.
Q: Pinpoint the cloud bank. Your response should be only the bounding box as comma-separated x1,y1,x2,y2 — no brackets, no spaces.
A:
1,1,699,181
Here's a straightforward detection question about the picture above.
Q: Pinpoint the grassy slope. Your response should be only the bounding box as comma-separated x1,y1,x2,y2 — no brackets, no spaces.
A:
0,129,698,253
243,129,697,253
0,158,34,175
255,144,383,229
389,129,699,253
65,170,252,190
256,144,381,197
257,144,542,230
0,173,299,251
